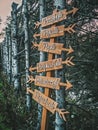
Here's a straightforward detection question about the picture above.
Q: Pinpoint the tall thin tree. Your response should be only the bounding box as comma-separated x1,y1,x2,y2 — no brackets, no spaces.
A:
22,0,32,111
6,26,12,84
36,0,46,129
8,26,12,84
11,2,20,95
1,39,6,73
54,0,66,130
5,28,9,76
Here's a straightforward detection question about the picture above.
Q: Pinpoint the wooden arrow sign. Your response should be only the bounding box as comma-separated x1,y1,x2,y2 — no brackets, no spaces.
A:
33,42,74,55
27,75,72,90
29,57,75,73
35,8,78,27
33,24,76,39
27,88,69,121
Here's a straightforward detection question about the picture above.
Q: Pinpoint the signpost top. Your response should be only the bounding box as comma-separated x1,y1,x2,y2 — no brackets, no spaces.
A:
35,8,78,27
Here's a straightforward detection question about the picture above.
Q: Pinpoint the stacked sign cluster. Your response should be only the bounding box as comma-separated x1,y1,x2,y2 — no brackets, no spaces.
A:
27,7,78,129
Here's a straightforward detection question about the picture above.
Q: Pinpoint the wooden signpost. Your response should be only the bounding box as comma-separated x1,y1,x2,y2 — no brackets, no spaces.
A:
27,75,72,90
29,57,75,72
28,6,78,130
33,41,74,54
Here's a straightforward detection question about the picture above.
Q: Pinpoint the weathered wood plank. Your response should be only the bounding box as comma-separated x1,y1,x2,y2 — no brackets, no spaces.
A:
33,24,75,39
29,57,75,72
27,88,69,121
41,25,64,38
35,8,78,27
35,76,60,89
33,89,58,114
33,42,74,54
35,42,63,54
41,9,67,27
27,75,73,90
37,58,62,72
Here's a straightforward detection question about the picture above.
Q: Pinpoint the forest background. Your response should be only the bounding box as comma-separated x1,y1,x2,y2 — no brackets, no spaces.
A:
0,0,98,130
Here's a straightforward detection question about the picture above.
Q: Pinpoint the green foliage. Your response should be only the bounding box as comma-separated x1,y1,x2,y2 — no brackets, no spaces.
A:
0,79,11,130
0,72,38,130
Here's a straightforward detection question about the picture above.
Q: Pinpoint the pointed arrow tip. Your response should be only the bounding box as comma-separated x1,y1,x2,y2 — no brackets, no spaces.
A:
72,7,78,15
29,66,32,72
67,46,74,54
66,80,73,90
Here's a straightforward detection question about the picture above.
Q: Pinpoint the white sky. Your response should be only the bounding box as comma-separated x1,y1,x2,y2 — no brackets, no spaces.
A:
0,0,21,42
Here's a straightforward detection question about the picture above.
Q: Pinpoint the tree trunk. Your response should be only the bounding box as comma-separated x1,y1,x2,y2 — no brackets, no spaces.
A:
54,0,66,130
11,2,20,95
36,0,46,129
2,41,6,73
5,28,9,77
23,0,32,111
1,39,6,73
6,27,12,84
8,27,12,84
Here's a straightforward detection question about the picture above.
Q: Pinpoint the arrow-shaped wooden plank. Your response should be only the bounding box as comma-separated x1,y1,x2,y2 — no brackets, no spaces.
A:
35,7,78,27
27,75,72,90
33,42,74,55
33,24,76,39
27,88,69,121
29,57,75,73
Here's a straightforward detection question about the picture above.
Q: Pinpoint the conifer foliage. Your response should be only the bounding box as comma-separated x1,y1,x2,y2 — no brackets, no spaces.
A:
0,0,98,130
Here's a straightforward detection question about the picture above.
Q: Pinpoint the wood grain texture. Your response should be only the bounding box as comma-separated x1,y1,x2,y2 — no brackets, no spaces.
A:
37,58,62,72
40,25,65,38
38,42,64,54
33,89,58,114
35,75,61,89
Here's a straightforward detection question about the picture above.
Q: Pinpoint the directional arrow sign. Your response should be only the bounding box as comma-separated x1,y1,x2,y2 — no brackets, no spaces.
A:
35,8,78,27
33,42,74,55
27,88,69,121
27,75,72,90
29,57,75,73
33,24,76,39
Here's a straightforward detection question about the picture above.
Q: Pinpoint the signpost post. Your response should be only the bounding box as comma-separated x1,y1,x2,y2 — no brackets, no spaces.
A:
40,29,55,130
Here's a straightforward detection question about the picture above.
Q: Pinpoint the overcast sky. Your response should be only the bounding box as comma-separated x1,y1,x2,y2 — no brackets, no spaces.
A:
0,0,21,42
